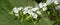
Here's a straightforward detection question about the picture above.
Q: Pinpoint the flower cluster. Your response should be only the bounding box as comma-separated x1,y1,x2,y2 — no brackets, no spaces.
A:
12,6,41,18
11,0,59,19
39,3,47,11
8,0,60,24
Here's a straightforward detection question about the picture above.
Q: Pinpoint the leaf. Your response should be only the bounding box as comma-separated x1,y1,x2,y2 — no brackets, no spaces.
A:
35,17,54,25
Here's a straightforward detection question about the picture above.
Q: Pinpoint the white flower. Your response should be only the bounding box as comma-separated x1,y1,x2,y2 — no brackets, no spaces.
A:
54,1,59,4
23,6,33,11
39,3,47,8
15,13,19,16
43,3,47,7
12,7,19,13
28,10,33,14
12,7,23,14
42,7,47,11
36,11,41,15
31,7,39,11
26,6,32,8
18,7,23,11
30,13,38,18
39,3,43,8
28,10,38,18
23,7,28,11
23,6,33,14
23,11,28,14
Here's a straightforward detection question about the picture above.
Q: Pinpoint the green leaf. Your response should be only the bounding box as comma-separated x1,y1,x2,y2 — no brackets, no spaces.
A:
35,17,54,25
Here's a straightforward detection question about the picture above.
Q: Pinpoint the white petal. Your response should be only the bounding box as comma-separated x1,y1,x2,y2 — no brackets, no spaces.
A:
31,7,39,11
39,3,47,8
28,10,33,14
23,6,33,11
30,13,38,18
23,11,28,14
36,11,41,14
42,7,47,11
32,13,38,18
39,3,43,8
43,3,47,7
14,10,19,13
12,7,19,13
54,1,59,4
23,8,28,11
18,7,23,11
27,6,33,9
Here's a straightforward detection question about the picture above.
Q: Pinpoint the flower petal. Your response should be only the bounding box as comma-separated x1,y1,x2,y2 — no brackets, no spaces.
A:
12,7,19,13
54,1,59,4
23,11,28,14
42,7,47,11
18,7,23,11
36,11,41,15
30,13,38,18
31,7,39,11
